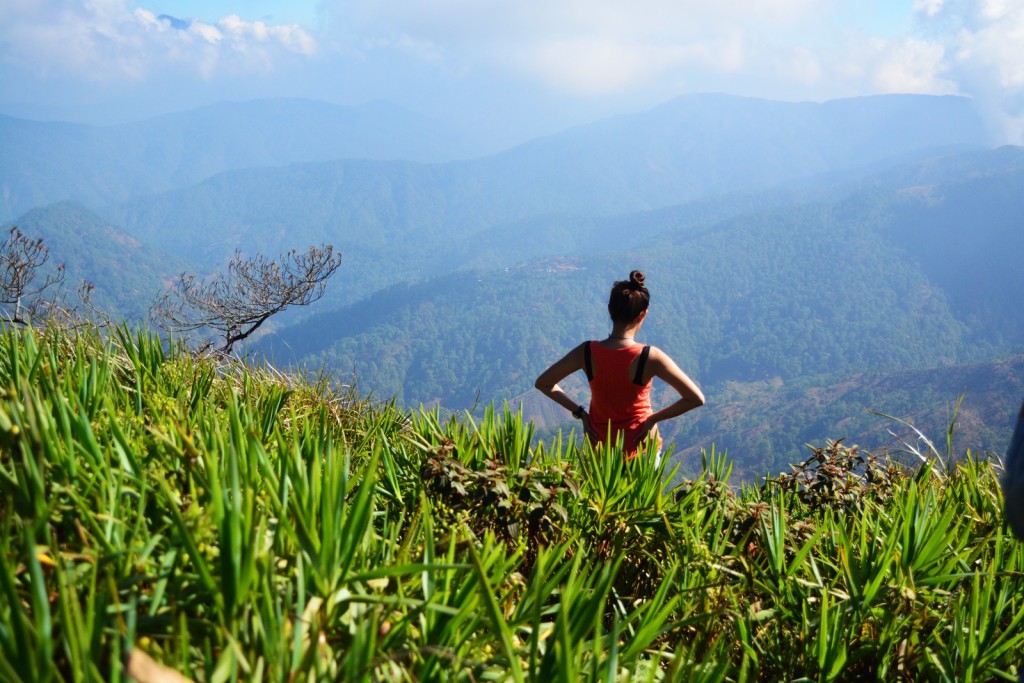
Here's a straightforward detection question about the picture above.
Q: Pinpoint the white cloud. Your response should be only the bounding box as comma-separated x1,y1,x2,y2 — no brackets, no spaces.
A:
219,15,317,56
134,9,163,31
0,0,317,82
4,0,1024,144
871,38,955,93
424,0,1024,140
189,20,224,46
952,4,1024,88
913,0,1024,142
771,47,823,87
505,31,746,95
333,0,825,96
913,0,945,18
324,0,1024,128
978,0,1014,21
344,0,822,41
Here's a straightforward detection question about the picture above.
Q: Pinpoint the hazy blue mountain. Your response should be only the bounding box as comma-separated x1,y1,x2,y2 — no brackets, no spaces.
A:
837,145,1024,348
857,143,1024,188
4,202,188,321
101,94,994,306
0,98,480,220
481,93,991,210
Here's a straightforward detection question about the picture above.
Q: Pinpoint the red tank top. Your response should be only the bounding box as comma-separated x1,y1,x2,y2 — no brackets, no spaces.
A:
586,341,660,457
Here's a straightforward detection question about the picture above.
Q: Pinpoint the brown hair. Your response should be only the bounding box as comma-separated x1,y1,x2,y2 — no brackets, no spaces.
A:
607,270,649,323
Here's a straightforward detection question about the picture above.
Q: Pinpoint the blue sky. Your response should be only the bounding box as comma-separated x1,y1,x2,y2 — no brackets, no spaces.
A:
1,0,1022,145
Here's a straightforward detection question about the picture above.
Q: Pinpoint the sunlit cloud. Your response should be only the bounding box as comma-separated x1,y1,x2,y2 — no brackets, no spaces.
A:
342,0,823,40
219,15,317,56
505,32,746,95
0,0,317,82
329,0,1024,141
333,0,826,96
870,38,955,94
950,2,1024,89
913,0,945,18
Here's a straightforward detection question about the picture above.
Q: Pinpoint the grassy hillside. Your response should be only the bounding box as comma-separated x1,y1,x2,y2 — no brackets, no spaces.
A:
1,324,1022,681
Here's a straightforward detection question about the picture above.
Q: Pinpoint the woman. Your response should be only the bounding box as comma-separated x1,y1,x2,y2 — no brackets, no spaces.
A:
534,270,705,458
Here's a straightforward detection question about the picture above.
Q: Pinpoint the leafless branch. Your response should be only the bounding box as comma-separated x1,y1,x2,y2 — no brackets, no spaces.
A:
150,244,342,354
0,226,66,325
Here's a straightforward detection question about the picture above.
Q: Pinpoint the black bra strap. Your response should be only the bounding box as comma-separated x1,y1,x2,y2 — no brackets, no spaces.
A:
583,341,593,381
633,345,651,385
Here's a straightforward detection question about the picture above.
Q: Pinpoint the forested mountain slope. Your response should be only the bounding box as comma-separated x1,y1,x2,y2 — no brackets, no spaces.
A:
257,209,965,405
882,156,1024,344
667,354,1024,479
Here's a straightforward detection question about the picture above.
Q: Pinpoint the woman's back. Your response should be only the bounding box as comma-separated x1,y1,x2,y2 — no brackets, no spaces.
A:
587,341,652,430
534,270,704,458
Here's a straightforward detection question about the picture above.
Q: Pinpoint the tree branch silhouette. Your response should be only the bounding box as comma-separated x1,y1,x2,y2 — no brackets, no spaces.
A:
151,245,342,354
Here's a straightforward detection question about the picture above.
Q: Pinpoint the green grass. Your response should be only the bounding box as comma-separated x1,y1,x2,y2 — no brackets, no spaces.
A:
1,324,1022,681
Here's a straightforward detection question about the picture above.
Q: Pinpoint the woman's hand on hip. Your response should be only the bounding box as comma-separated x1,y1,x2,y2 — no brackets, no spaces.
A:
636,417,658,444
581,412,599,442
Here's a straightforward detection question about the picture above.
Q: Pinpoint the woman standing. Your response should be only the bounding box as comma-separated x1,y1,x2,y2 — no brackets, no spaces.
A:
535,270,705,458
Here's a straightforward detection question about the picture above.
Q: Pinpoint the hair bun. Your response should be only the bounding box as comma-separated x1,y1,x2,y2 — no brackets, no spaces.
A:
629,270,646,290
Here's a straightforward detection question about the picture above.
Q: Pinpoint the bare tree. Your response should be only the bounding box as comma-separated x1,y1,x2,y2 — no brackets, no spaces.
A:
151,244,342,354
0,226,65,324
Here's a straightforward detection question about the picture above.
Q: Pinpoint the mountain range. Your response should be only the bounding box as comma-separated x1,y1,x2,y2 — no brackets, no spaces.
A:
96,94,992,298
0,98,482,222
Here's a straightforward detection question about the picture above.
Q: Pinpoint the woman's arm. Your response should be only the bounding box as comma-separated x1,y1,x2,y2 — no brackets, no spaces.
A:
534,343,598,439
640,347,705,434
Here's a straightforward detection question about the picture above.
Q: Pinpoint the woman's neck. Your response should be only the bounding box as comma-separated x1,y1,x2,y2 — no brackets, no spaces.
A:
607,323,640,343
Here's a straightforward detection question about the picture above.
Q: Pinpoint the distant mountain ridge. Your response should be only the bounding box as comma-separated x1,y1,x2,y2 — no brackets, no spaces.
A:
0,98,480,221
490,93,991,208
100,94,993,305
